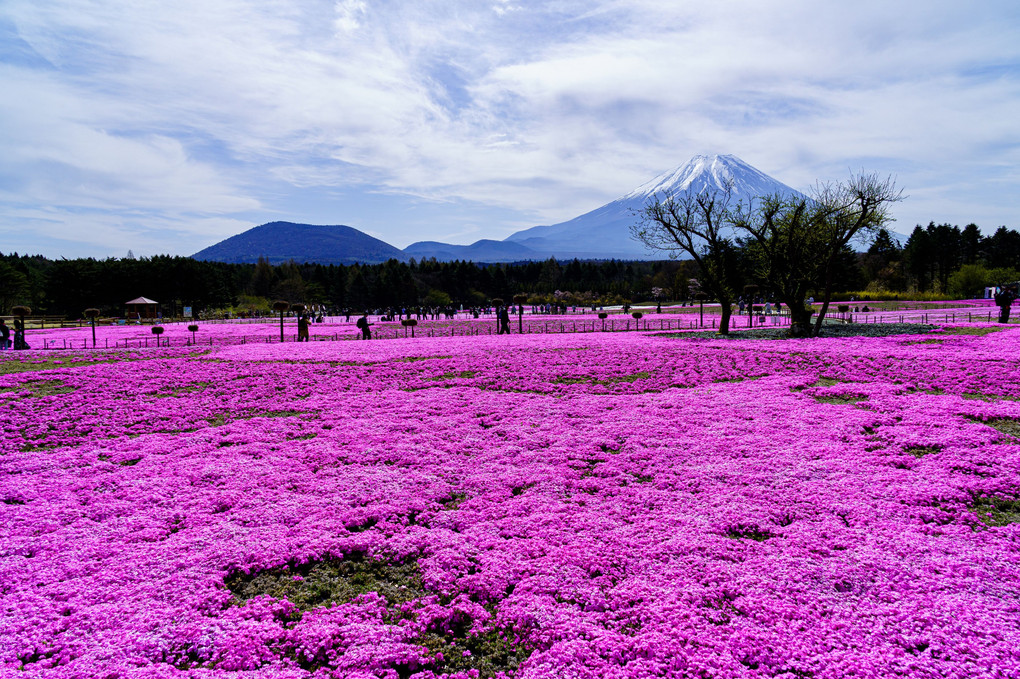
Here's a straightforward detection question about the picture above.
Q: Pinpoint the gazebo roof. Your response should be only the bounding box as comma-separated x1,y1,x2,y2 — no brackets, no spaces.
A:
125,297,158,305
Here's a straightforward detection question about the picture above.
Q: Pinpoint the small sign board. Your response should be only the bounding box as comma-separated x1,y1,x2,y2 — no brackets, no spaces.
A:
183,306,193,318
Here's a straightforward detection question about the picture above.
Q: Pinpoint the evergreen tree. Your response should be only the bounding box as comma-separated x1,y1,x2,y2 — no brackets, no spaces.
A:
903,225,934,291
961,223,983,265
249,256,275,298
985,226,1020,269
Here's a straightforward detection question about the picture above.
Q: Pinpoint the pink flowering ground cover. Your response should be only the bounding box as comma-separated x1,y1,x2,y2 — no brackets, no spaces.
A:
24,300,1001,350
28,315,700,350
2,325,1020,678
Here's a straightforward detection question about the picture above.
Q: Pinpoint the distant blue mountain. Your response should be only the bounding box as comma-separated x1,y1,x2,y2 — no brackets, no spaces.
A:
402,239,542,262
192,221,405,265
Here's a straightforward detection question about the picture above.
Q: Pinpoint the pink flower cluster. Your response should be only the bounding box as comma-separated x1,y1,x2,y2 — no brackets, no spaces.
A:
2,325,1020,678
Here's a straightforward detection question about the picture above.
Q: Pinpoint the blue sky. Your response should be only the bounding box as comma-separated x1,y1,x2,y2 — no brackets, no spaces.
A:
1,0,1018,258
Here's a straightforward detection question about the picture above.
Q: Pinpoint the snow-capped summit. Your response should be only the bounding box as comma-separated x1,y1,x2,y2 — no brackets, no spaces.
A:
502,154,804,259
622,154,803,203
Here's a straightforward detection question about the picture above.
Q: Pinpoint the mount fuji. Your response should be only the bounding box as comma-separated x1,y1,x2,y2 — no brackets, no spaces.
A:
500,154,804,260
406,154,805,261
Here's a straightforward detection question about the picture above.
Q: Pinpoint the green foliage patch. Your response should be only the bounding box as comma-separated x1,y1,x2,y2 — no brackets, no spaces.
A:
983,418,1020,439
0,359,73,375
225,554,534,677
726,525,773,541
226,554,424,613
554,371,651,386
431,371,479,380
150,381,212,398
940,326,1005,336
971,496,1020,527
960,392,1020,402
0,379,76,397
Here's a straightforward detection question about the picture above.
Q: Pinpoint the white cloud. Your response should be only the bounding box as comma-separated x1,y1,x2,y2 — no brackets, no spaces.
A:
1,0,1018,256
334,0,368,34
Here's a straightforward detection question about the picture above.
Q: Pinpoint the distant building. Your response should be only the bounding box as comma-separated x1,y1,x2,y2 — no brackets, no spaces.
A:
125,297,159,319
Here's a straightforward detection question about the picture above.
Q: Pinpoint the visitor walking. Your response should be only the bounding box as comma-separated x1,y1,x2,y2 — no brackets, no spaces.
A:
356,312,373,340
497,305,511,334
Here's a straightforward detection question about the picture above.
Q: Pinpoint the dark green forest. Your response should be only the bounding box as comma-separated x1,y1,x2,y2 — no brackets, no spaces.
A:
2,221,1018,318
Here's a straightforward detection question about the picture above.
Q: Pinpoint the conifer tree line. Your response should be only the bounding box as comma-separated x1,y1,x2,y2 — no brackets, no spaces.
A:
895,223,1020,295
0,255,696,317
1,221,1018,318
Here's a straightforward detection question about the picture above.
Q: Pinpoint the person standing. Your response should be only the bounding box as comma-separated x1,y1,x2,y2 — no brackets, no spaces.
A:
297,314,310,342
995,285,1017,323
0,319,9,350
13,318,26,350
498,305,511,334
356,312,373,340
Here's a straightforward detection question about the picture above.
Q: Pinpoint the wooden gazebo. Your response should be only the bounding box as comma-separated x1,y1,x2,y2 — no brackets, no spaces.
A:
125,296,159,320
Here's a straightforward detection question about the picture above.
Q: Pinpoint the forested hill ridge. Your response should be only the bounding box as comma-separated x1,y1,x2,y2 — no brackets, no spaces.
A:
2,221,1019,318
192,222,406,265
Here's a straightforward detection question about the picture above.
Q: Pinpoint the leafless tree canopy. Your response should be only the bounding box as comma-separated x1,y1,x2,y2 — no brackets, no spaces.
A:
631,188,738,333
632,172,903,337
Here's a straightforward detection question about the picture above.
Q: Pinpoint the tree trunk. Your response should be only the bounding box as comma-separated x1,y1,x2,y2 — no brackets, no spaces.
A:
718,299,732,335
788,304,814,338
811,264,838,337
811,299,832,337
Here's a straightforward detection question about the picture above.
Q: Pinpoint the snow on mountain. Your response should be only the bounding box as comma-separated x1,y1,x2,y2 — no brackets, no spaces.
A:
622,154,803,203
502,154,804,259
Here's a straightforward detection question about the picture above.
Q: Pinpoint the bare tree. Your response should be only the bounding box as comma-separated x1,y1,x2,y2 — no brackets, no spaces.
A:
730,195,823,337
732,172,903,337
809,173,903,334
631,190,739,334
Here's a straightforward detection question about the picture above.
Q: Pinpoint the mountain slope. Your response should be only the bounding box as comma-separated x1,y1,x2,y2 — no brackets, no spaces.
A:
503,154,805,260
192,222,406,265
403,239,542,262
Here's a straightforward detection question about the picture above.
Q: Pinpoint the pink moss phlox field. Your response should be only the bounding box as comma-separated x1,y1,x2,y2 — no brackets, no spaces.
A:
3,327,1020,678
19,300,1001,349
